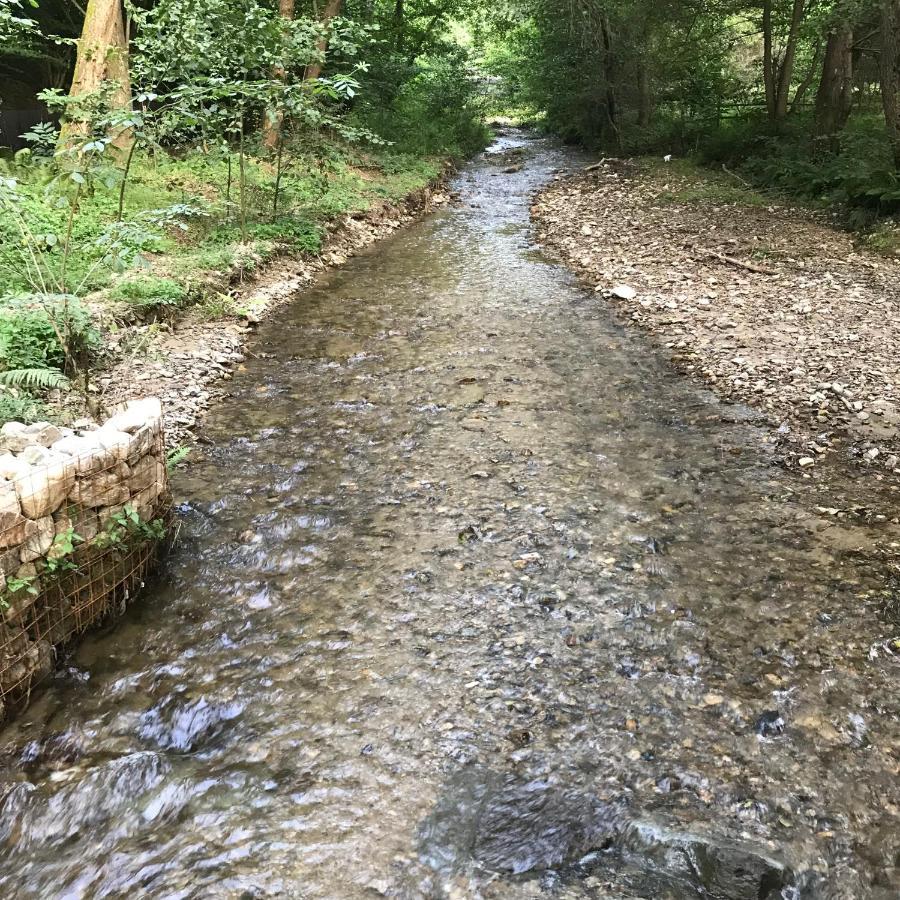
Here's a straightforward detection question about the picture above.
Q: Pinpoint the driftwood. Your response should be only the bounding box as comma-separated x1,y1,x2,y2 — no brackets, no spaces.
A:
698,247,778,276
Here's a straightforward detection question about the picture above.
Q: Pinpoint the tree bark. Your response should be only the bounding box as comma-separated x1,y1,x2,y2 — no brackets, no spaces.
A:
304,0,344,82
599,14,622,149
59,0,131,149
262,0,296,151
637,60,651,127
881,0,900,167
763,0,776,119
790,39,821,112
774,0,806,120
814,25,853,137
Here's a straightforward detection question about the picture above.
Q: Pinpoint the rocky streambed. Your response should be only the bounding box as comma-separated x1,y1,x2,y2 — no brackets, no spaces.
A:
95,181,452,449
0,132,896,898
531,160,900,489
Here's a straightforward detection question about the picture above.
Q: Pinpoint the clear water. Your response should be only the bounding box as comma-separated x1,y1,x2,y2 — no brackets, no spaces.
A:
0,132,897,899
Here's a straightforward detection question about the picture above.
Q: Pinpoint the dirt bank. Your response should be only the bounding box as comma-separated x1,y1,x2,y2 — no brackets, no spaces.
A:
531,160,900,489
95,177,452,448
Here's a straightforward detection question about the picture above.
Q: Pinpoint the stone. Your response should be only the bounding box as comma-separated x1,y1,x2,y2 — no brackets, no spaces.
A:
0,548,20,577
127,422,161,460
69,466,130,508
133,482,163,520
94,429,132,462
103,398,162,435
22,422,63,448
50,434,117,475
20,516,54,564
66,508,100,542
4,588,37,625
611,284,637,300
0,481,26,549
16,456,77,519
129,455,164,494
0,422,30,453
0,454,31,482
19,445,52,466
797,457,815,467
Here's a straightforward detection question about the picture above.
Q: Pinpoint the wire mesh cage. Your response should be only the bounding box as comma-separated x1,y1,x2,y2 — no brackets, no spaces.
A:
0,402,171,722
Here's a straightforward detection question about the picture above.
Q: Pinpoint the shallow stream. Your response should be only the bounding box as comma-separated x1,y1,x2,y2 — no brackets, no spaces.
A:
0,132,898,898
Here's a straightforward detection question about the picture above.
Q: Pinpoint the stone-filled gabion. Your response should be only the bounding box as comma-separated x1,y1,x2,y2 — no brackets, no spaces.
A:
0,398,170,721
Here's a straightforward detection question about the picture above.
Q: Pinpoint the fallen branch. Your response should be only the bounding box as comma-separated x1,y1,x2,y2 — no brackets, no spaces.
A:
721,163,754,188
699,247,777,276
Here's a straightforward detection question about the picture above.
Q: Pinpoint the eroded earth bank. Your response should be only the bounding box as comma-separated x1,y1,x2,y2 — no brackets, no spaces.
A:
0,132,897,898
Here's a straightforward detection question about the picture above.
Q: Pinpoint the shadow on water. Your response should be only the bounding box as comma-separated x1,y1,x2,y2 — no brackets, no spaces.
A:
0,129,897,897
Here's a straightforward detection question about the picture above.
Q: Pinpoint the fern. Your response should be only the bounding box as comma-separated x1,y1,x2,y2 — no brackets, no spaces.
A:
0,368,69,390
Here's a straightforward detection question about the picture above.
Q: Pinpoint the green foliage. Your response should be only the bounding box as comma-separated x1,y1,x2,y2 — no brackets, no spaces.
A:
355,51,490,159
110,276,189,309
0,294,96,372
166,445,191,470
0,368,69,389
96,504,167,550
0,390,45,425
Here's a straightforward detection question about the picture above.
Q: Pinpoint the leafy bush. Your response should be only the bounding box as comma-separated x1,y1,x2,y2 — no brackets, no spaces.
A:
109,275,188,309
355,51,490,159
0,294,96,371
0,390,46,425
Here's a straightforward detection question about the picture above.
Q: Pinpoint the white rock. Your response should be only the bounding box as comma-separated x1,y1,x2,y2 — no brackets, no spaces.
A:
103,398,162,435
611,284,637,300
0,482,26,549
0,453,31,482
19,445,52,466
22,422,63,447
16,456,77,519
19,516,54,564
798,457,815,467
94,429,132,462
50,434,115,475
68,465,130,508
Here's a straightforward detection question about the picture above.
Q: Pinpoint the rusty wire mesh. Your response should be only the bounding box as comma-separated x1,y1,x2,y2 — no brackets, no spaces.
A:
0,414,171,720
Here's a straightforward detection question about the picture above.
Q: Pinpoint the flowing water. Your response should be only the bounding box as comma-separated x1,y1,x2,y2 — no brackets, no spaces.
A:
0,132,898,899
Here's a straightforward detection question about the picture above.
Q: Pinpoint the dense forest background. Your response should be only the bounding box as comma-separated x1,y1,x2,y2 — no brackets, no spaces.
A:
1,0,900,422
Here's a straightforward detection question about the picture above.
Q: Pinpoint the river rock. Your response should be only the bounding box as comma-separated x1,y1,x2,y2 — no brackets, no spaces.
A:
68,466,130,509
0,482,26,549
16,456,77,519
22,422,63,448
0,454,31,482
104,398,162,435
129,455,164,495
20,516,54,564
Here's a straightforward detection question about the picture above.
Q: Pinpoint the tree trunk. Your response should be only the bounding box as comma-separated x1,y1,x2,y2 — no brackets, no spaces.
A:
763,0,776,119
637,61,651,128
814,25,853,137
790,39,821,112
59,0,131,150
304,0,344,82
599,15,621,150
393,0,404,52
262,0,296,151
774,0,806,120
881,0,900,167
